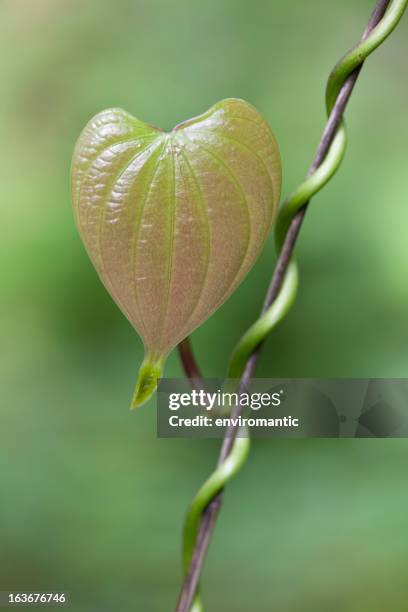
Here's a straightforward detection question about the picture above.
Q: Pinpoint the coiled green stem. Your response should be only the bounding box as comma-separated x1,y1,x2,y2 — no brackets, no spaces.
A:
177,2,407,610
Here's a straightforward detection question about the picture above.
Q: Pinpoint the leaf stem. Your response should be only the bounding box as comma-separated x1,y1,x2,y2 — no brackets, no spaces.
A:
175,1,407,610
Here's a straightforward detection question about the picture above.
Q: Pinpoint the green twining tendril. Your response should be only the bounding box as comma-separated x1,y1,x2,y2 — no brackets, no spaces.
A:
181,2,407,610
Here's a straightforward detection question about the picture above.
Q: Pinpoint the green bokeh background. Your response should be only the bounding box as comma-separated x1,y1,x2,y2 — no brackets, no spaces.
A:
1,1,408,610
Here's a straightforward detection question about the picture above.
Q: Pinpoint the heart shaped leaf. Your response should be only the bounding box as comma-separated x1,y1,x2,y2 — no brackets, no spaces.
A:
71,98,281,407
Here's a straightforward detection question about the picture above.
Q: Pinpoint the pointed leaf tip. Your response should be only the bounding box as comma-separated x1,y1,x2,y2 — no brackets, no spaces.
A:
131,355,164,409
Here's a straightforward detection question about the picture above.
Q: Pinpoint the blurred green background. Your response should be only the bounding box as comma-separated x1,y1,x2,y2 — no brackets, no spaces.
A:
1,1,408,610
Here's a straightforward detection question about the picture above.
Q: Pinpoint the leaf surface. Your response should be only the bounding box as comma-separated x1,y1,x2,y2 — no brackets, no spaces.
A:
71,99,281,406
